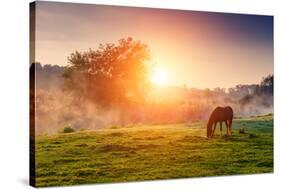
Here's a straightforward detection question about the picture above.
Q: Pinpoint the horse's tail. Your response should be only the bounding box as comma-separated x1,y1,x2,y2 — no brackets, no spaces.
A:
224,106,234,122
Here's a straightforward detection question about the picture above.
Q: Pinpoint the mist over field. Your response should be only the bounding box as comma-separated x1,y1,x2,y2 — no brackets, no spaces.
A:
32,63,273,134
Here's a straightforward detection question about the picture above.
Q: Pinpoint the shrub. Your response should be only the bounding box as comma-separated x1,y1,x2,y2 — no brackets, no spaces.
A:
62,126,75,133
238,128,246,134
249,133,257,138
110,125,120,129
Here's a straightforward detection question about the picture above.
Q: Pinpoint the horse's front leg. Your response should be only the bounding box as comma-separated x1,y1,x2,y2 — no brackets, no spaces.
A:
211,122,217,137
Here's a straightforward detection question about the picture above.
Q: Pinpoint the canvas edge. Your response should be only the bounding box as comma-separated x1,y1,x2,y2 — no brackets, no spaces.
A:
30,1,36,187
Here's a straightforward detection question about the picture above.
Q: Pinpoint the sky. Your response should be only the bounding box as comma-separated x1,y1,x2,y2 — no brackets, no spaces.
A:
34,1,273,89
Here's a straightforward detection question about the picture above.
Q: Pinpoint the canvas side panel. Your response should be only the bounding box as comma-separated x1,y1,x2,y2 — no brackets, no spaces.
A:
29,2,36,187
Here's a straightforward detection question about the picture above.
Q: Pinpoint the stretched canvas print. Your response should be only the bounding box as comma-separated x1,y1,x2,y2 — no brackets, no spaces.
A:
30,1,274,187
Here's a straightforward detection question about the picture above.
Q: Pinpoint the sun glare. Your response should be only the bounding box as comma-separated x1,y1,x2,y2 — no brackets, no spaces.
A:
152,67,168,86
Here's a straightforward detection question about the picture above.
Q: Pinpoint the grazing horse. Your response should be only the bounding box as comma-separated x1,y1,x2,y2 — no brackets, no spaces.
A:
206,106,233,138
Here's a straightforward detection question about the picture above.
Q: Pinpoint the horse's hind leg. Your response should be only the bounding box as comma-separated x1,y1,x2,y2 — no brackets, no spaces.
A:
219,122,222,137
225,121,229,136
229,119,233,136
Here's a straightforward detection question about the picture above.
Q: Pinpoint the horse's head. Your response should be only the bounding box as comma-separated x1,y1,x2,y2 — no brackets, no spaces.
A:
206,122,212,138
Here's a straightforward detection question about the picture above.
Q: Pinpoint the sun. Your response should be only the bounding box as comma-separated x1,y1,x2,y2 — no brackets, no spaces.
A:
151,67,168,86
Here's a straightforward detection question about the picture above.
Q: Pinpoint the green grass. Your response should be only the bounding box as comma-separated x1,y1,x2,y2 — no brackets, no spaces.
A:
35,115,273,187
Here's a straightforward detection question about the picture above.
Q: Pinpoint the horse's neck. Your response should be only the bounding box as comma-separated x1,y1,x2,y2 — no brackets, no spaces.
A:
207,117,214,127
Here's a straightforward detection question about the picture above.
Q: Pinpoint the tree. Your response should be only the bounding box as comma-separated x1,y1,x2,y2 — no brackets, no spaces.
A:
255,74,273,95
63,37,151,109
260,74,273,94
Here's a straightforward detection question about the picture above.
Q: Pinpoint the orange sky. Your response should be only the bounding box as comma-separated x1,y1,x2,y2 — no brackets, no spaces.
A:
34,2,273,89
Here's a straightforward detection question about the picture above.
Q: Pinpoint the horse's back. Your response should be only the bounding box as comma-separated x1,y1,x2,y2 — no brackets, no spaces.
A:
211,106,233,121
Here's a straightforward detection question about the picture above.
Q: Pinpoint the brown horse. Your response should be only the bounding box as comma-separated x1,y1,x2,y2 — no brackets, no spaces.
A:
206,106,233,138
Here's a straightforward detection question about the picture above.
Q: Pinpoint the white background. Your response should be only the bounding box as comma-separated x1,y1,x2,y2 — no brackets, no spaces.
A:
0,0,280,188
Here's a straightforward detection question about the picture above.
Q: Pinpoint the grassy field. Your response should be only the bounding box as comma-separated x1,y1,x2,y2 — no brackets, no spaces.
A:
35,115,273,187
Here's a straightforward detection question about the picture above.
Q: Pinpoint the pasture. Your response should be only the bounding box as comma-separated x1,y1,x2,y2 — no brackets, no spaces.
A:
35,115,273,187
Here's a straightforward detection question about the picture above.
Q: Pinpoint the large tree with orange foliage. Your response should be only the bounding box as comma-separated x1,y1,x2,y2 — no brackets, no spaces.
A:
63,37,151,109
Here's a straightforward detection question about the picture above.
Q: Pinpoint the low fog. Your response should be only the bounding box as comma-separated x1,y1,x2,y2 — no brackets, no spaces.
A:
32,63,273,134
